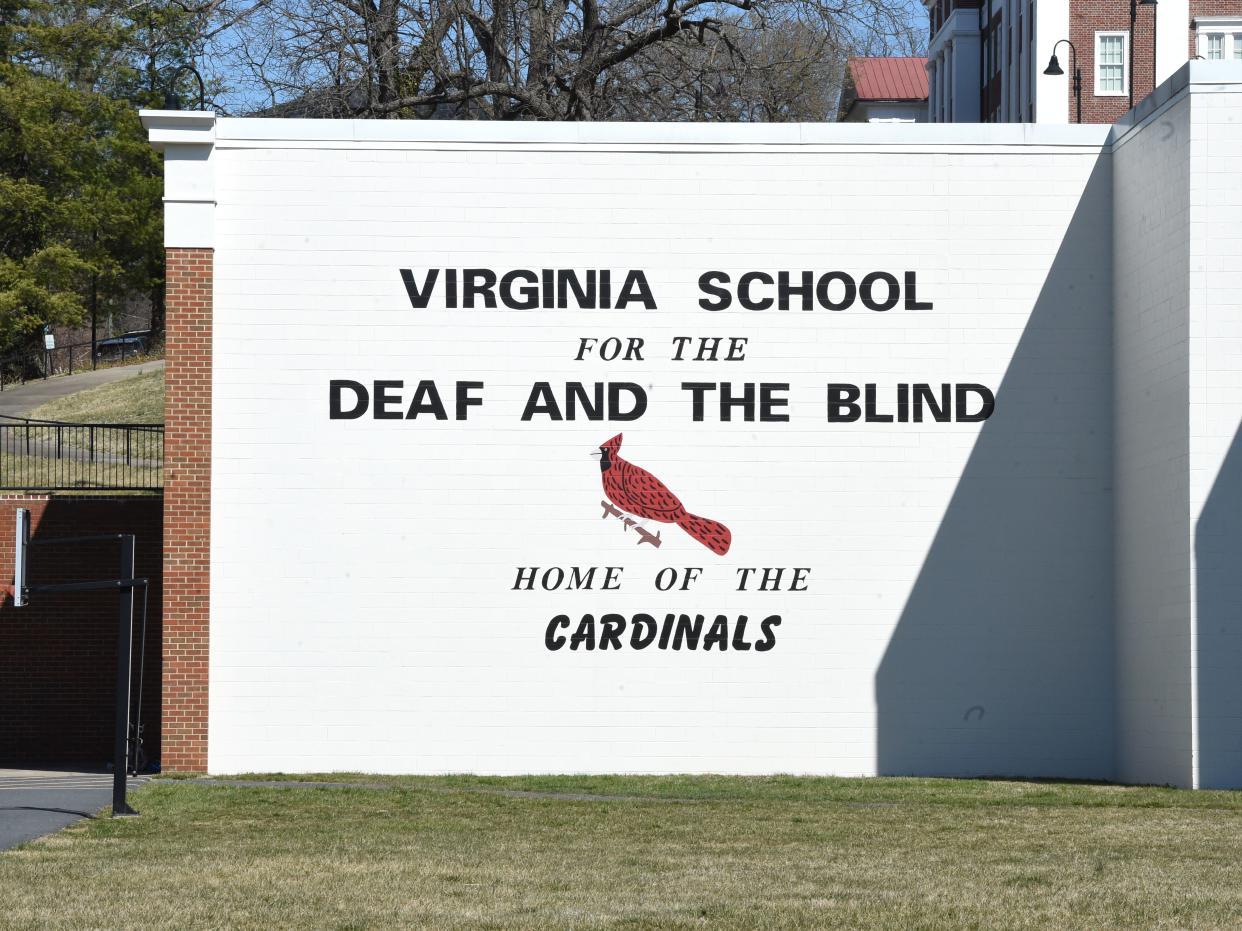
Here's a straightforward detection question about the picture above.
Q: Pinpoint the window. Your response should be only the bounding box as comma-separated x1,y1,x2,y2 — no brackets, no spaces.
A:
1195,18,1242,59
1198,33,1242,58
1095,32,1128,97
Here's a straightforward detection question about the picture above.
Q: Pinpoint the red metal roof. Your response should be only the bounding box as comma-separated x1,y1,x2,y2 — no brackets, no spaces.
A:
848,57,929,102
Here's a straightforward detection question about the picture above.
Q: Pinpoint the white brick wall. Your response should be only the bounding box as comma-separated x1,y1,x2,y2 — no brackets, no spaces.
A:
1113,61,1242,788
202,124,1119,776
141,65,1242,782
1113,87,1194,787
1187,74,1242,789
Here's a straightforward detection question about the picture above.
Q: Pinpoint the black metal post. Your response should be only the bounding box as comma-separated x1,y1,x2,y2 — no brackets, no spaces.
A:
1129,0,1157,108
33,534,148,817
112,534,138,816
1129,0,1136,109
91,268,98,371
1152,5,1158,98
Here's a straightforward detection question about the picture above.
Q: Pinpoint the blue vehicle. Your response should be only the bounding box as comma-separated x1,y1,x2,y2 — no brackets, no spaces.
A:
94,331,152,361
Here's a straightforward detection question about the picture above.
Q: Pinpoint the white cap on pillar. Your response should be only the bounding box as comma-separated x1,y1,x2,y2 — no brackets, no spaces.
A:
139,110,216,249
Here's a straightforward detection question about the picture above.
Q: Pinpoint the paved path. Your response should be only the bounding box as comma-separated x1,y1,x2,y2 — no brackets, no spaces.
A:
0,769,147,850
0,360,165,419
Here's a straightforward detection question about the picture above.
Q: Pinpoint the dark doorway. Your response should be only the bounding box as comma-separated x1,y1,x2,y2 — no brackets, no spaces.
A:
0,495,162,768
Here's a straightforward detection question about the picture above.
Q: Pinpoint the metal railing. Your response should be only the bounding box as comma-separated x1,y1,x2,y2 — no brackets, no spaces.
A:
0,338,157,391
0,416,164,491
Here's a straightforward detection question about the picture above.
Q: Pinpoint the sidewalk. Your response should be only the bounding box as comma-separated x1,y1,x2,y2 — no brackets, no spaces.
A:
0,769,146,850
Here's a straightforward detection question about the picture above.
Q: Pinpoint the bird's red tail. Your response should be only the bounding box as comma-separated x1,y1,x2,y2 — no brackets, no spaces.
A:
676,513,731,556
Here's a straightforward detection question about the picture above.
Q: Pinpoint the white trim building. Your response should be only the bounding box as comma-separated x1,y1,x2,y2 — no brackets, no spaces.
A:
924,0,1211,122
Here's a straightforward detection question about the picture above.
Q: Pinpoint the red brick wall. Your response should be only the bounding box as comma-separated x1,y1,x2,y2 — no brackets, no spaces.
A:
1189,0,1242,55
0,495,163,766
1070,0,1157,123
1068,0,1242,123
163,247,212,772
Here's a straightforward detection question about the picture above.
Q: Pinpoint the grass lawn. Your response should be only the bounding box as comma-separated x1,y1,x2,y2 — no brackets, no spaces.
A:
29,367,164,424
2,775,1241,930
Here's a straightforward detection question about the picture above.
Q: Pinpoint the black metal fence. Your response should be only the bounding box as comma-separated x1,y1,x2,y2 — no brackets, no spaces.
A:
0,338,157,391
0,416,164,491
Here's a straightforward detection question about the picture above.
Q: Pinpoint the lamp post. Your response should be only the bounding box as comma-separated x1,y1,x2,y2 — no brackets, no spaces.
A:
1044,40,1082,124
1130,0,1158,109
164,64,206,111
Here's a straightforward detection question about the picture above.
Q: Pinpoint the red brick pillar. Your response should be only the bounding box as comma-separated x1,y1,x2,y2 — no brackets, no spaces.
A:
162,247,212,771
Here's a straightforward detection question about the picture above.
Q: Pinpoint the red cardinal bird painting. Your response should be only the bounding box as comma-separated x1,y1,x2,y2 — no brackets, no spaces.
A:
593,434,732,556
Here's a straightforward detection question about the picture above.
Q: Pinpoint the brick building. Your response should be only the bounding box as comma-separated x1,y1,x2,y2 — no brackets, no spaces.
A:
926,0,1242,121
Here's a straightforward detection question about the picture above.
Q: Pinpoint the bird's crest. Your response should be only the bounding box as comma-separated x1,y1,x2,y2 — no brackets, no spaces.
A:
600,433,623,454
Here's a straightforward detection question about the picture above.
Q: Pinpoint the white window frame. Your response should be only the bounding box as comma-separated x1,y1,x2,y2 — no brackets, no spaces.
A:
1194,17,1242,60
1094,31,1129,97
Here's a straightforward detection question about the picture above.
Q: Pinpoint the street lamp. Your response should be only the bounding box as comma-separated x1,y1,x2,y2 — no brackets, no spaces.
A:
1044,40,1082,124
1130,0,1158,109
163,64,206,111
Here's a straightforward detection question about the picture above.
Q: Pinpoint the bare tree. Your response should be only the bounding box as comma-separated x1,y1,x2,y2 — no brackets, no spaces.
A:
604,17,851,121
208,0,923,120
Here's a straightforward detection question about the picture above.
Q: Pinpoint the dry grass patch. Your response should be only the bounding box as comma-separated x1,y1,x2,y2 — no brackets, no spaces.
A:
1,776,1240,930
29,367,164,424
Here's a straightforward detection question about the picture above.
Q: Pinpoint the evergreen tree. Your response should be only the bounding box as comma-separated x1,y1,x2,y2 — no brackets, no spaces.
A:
0,0,170,364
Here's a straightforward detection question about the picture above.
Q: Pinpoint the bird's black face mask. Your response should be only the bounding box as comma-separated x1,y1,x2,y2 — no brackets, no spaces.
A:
598,447,612,472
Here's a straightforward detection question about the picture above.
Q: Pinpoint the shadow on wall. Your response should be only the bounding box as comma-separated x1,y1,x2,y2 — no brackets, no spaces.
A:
0,496,162,768
1195,423,1242,788
875,154,1116,780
